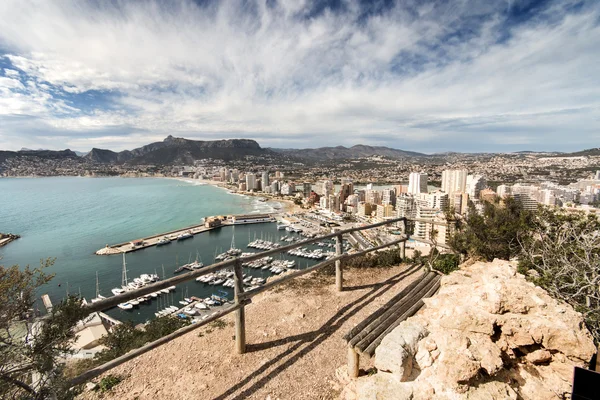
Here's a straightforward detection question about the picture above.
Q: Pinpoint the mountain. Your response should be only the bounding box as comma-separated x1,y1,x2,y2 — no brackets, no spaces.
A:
270,144,425,160
0,149,80,163
559,148,600,157
85,136,272,165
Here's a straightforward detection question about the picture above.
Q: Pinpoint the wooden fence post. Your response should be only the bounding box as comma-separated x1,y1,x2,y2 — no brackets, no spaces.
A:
399,219,406,260
233,259,246,354
335,234,343,292
347,347,360,378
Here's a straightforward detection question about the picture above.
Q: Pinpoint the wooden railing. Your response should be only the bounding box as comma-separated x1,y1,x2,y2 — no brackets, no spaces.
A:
69,216,450,386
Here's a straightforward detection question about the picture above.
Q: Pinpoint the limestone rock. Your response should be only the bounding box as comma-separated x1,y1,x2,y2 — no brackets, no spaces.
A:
345,259,596,400
374,320,427,381
526,349,552,365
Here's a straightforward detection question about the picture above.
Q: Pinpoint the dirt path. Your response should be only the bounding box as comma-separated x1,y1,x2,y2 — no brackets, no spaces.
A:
80,264,423,400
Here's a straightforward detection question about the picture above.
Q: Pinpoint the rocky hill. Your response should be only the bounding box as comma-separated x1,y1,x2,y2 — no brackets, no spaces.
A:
0,149,80,163
85,136,272,165
344,259,596,400
271,144,425,160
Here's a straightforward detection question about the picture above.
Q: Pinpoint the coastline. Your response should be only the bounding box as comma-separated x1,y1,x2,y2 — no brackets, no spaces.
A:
170,177,302,214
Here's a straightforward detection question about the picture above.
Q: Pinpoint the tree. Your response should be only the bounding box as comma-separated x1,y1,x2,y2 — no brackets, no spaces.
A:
519,208,600,343
94,316,190,364
0,259,88,399
448,197,534,261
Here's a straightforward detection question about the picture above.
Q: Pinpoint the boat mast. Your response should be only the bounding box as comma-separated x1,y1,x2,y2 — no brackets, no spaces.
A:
231,226,236,250
121,253,128,288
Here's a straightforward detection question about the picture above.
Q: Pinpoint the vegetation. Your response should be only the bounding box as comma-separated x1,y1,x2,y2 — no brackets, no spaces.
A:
0,259,88,400
518,208,600,343
448,197,534,261
449,198,600,343
97,374,122,392
93,316,190,364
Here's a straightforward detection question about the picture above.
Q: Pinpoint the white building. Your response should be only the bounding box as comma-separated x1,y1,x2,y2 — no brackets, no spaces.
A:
245,173,257,191
408,173,428,195
466,175,487,199
382,188,396,206
416,191,448,210
441,169,468,194
261,171,269,189
497,184,512,198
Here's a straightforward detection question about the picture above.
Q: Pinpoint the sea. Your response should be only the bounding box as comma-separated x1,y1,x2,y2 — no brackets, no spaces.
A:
0,177,324,324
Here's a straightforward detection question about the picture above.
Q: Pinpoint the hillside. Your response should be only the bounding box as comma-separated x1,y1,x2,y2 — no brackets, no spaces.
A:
85,136,272,165
271,144,425,160
560,147,600,157
0,149,80,163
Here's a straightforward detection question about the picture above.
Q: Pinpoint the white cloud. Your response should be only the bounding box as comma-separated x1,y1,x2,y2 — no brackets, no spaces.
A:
0,0,598,152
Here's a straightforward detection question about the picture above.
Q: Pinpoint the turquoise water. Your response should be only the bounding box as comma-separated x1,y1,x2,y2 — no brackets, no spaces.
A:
0,177,315,323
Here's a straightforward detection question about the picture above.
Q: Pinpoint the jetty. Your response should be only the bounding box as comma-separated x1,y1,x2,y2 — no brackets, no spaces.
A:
95,214,275,255
0,233,20,247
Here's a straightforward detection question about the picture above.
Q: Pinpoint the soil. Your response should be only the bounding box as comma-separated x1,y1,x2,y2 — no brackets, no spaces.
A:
79,264,422,400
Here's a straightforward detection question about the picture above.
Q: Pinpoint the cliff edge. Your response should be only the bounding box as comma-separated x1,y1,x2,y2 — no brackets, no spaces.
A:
342,259,596,400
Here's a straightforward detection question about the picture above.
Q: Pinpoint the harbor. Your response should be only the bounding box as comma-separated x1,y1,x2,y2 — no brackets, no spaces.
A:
95,213,276,255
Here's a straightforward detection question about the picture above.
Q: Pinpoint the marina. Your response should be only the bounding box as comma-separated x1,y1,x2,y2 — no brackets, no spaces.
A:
95,213,276,255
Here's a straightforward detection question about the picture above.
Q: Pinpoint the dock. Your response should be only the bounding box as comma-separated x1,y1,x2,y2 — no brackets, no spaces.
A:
95,214,276,255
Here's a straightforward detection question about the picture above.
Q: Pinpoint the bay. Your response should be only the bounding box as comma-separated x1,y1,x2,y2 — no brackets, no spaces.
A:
0,177,319,324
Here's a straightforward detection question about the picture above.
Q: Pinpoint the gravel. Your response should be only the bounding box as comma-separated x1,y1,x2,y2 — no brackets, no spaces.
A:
79,264,420,400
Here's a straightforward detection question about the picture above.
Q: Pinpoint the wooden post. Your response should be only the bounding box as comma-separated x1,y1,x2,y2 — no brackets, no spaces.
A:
233,259,246,354
399,219,406,260
335,234,343,292
348,347,360,378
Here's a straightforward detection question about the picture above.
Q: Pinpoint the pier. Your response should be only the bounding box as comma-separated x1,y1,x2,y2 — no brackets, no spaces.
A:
95,214,276,255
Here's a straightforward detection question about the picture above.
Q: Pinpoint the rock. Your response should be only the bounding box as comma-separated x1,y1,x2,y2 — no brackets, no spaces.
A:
526,349,552,365
345,259,596,400
356,372,413,400
374,320,427,381
85,382,97,391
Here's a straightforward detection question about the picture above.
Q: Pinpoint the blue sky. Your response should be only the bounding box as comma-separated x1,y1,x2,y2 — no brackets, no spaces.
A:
0,0,598,153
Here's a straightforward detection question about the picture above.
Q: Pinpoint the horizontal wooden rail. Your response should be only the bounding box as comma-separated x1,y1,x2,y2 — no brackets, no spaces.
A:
70,303,244,386
69,216,454,387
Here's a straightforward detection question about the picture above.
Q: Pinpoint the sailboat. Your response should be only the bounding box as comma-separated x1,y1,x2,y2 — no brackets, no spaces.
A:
225,227,242,257
113,254,135,310
91,271,106,303
111,254,129,296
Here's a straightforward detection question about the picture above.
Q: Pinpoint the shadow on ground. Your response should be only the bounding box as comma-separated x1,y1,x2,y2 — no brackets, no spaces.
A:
213,263,423,400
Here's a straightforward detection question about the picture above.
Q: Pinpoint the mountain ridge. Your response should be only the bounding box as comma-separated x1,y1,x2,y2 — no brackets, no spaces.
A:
270,144,425,160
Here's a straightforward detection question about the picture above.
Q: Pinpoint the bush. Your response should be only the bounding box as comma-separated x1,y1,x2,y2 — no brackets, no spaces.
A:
520,207,600,343
97,375,122,392
431,253,461,274
94,316,190,364
449,197,534,261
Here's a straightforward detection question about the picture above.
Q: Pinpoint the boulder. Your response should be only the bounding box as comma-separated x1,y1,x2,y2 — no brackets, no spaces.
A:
344,260,596,400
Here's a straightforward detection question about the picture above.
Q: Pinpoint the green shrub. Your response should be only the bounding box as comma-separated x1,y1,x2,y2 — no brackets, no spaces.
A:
431,253,460,274
97,375,122,392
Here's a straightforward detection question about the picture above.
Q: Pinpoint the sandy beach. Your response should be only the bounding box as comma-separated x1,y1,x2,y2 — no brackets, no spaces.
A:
172,177,303,214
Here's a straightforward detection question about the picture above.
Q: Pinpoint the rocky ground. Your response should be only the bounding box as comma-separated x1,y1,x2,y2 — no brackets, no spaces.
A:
343,259,597,400
78,264,423,400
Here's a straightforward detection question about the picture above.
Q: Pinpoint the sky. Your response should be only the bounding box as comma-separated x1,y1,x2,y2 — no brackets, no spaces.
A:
0,0,598,153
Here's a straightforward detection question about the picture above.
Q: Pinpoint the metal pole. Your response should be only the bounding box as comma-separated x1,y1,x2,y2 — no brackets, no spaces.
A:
233,259,246,354
335,234,343,292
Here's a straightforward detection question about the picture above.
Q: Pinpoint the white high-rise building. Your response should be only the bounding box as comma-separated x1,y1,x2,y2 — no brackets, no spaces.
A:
497,184,512,198
382,188,396,206
442,169,468,194
416,191,448,210
408,173,428,195
261,171,269,189
466,175,487,199
245,173,256,191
